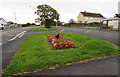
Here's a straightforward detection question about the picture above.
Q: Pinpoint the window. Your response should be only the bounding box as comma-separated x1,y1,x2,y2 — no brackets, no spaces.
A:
85,21,87,23
91,17,93,19
85,17,88,19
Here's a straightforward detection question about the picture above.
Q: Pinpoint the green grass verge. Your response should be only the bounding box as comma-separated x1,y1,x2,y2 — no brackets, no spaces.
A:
31,27,61,31
81,26,99,29
5,26,22,29
5,25,36,29
68,26,100,29
3,33,120,76
28,25,36,27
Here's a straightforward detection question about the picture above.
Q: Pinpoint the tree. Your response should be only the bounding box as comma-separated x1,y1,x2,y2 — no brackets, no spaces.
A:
35,4,59,28
21,22,30,27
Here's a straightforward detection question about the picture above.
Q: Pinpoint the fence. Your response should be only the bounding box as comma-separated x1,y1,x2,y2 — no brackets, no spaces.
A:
62,22,114,30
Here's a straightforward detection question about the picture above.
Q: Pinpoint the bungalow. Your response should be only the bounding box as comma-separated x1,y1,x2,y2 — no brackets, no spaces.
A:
7,21,19,27
77,11,105,23
0,18,8,27
69,19,76,23
35,18,41,26
68,19,76,26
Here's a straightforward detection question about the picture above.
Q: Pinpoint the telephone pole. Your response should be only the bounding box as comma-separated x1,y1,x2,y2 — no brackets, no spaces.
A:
14,12,16,23
118,1,120,30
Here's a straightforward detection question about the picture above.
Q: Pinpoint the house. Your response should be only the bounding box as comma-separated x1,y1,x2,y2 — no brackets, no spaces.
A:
77,11,105,23
7,21,19,27
69,19,76,23
7,21,15,27
0,18,8,27
102,14,120,30
114,14,120,18
35,18,41,26
68,19,76,26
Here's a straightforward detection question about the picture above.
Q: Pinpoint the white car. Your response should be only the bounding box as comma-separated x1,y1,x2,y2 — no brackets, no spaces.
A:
0,25,4,30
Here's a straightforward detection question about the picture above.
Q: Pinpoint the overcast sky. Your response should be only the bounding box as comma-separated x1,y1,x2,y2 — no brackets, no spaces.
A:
0,0,119,24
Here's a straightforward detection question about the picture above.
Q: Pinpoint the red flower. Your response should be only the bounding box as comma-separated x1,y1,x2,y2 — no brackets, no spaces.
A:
48,34,75,49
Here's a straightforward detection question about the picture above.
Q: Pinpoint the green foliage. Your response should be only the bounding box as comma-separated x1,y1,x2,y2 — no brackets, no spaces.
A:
88,22,100,26
21,23,30,27
21,23,36,27
35,4,59,28
31,23,36,25
57,20,63,26
3,33,119,76
31,27,61,31
44,19,53,28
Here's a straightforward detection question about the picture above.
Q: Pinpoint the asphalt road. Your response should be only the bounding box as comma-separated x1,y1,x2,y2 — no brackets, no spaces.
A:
1,27,36,77
2,27,61,70
25,56,119,75
1,27,35,44
1,27,119,76
61,27,119,46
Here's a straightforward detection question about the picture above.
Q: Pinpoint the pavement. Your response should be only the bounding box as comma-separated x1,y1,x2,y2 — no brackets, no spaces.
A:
22,56,119,75
1,27,119,76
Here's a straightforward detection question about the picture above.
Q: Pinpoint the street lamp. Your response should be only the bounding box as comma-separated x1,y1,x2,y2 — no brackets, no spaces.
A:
14,12,16,23
118,1,120,30
14,12,17,27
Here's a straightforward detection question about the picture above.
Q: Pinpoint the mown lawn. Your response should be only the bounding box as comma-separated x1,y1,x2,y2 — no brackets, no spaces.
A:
5,25,36,29
31,27,61,31
68,26,100,29
5,26,22,29
3,33,120,76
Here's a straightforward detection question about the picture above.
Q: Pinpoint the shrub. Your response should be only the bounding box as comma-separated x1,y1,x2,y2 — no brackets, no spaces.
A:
21,23,30,27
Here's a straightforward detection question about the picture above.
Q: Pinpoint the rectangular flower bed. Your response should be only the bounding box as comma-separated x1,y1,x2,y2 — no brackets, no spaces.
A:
48,34,75,49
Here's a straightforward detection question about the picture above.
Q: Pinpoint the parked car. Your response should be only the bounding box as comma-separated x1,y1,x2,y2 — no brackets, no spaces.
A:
0,24,4,30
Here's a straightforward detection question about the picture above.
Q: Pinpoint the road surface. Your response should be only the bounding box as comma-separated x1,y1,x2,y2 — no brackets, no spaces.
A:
1,27,36,77
61,27,119,46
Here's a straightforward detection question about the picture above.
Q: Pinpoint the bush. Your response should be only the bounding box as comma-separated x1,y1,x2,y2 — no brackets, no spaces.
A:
21,23,30,27
88,22,100,26
31,23,36,25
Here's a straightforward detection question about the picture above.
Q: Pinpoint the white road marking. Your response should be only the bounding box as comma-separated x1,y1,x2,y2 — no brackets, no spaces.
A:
18,33,25,38
0,31,27,45
60,29,64,33
0,42,6,46
0,43,2,46
85,30,91,33
9,31,26,41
